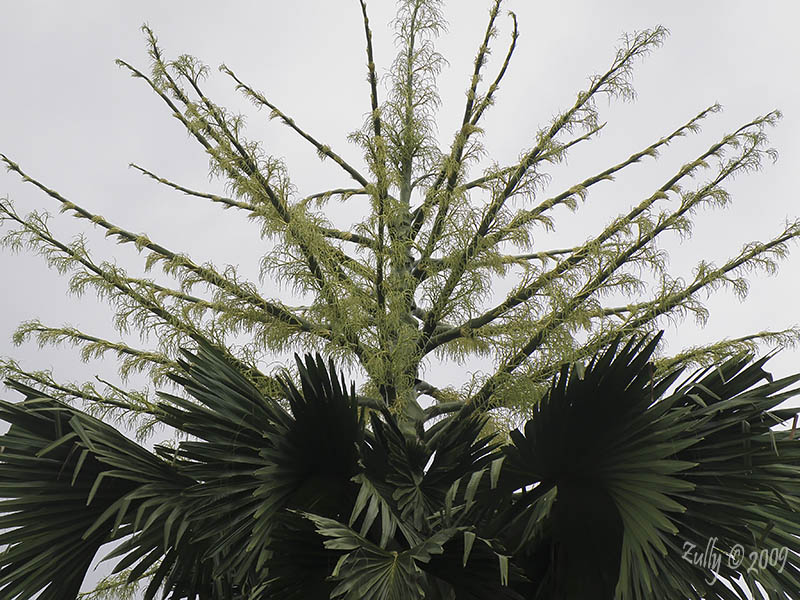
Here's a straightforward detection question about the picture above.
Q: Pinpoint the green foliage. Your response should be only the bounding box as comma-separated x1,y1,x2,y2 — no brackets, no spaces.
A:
1,0,800,597
2,335,800,598
2,0,798,429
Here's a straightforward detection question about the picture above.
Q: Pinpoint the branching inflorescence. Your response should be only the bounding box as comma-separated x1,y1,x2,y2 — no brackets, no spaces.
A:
1,0,798,436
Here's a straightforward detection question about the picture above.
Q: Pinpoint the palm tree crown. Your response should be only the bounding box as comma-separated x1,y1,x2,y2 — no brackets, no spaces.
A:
2,333,800,599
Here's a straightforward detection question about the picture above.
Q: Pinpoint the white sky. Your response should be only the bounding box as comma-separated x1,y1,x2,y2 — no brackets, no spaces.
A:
1,0,799,595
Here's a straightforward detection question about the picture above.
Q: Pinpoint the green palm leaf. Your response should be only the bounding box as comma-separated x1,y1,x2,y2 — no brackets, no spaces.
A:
155,343,364,590
2,333,800,599
0,381,195,600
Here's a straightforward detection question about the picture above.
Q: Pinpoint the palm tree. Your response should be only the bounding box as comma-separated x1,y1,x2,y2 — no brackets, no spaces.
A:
2,332,800,599
2,2,800,598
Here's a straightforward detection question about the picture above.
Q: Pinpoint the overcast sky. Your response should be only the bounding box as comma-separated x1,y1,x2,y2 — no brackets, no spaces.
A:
1,0,799,595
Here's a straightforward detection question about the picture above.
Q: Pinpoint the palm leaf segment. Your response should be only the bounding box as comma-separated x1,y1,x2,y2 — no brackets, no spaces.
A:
501,335,800,599
1,335,800,599
0,381,197,599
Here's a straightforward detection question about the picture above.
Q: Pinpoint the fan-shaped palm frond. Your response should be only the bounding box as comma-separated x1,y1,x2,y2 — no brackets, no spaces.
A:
1,333,800,599
0,381,194,600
